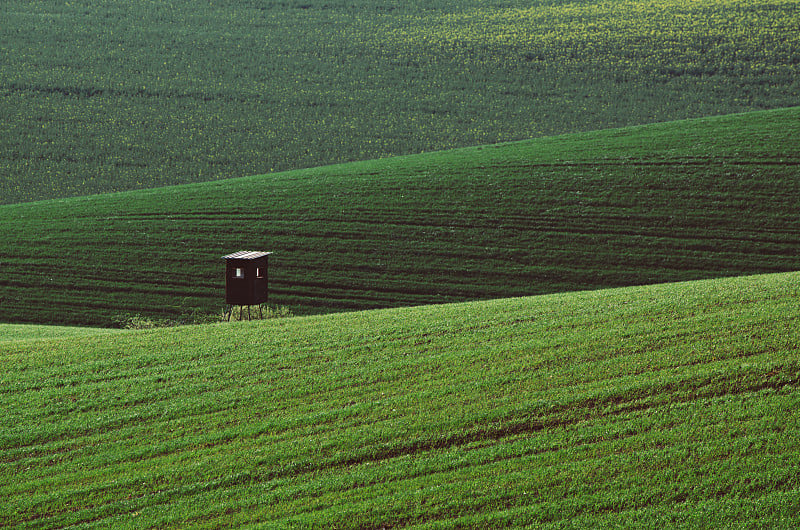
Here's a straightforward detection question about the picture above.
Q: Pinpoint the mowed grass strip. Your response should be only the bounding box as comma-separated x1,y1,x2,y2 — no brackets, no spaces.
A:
1,108,799,327
2,272,799,528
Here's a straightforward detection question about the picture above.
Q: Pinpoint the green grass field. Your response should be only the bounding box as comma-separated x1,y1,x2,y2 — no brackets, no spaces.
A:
1,107,799,327
3,1,798,525
2,0,798,204
2,272,798,527
0,324,117,343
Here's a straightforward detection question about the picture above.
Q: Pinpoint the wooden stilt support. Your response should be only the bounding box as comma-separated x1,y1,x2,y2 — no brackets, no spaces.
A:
225,304,271,322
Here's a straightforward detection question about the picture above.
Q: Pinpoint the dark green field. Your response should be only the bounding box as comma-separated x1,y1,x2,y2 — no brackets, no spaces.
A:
2,0,799,204
2,272,799,527
1,108,798,327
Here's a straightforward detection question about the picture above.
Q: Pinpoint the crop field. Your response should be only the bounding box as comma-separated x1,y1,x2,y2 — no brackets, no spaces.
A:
1,107,799,327
0,324,118,343
2,272,799,527
2,0,799,204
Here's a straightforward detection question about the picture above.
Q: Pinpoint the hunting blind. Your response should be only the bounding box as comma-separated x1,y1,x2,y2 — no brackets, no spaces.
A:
222,250,273,320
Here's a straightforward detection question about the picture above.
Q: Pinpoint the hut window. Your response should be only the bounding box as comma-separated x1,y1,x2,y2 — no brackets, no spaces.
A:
234,268,245,279
256,267,264,278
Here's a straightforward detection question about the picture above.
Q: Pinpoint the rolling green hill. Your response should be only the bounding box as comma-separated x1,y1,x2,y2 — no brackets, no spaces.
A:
2,0,799,204
2,272,798,527
1,107,799,327
0,324,119,343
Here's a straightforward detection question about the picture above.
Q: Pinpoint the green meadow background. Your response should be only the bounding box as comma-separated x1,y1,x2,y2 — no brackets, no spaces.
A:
2,0,800,527
2,108,799,327
2,0,799,204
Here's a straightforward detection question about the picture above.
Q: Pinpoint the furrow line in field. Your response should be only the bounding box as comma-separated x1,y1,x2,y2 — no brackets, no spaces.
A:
40,367,793,528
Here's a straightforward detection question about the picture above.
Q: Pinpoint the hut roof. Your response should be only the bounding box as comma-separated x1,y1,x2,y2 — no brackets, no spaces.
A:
222,250,273,260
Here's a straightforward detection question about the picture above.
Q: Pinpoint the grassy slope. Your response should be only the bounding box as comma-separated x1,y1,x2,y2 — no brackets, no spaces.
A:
1,107,799,327
2,0,799,204
0,324,117,343
2,272,798,527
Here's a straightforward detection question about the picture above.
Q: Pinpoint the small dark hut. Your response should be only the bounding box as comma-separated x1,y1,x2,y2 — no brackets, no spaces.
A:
222,250,273,319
